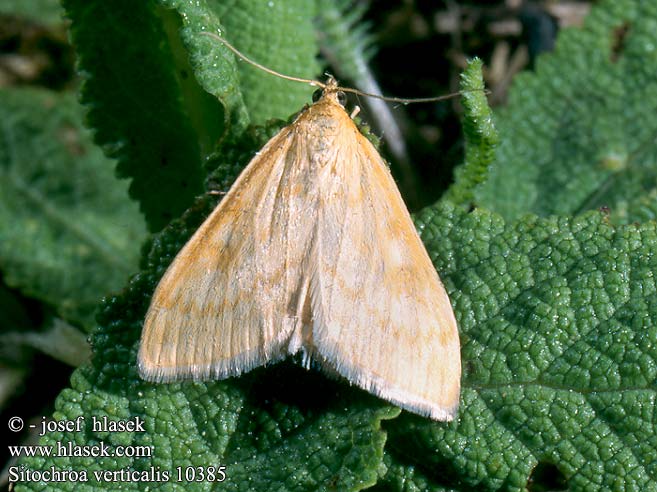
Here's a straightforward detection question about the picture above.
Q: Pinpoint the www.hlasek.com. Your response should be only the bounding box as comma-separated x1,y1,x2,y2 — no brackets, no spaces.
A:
7,415,227,484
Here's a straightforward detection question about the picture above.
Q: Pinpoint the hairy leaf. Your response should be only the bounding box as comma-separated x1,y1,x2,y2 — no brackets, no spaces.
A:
0,88,146,330
382,204,657,490
443,58,498,208
63,0,321,232
186,0,321,123
62,0,211,231
475,0,657,224
15,198,657,490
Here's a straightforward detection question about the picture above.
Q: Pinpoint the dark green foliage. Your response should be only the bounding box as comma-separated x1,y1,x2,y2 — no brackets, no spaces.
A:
475,0,657,225
0,88,145,330
62,0,211,232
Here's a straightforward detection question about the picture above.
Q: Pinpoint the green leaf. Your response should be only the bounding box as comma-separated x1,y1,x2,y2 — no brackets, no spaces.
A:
442,58,498,208
621,188,657,223
475,0,657,224
63,0,321,232
0,88,146,330
62,0,212,232
381,203,657,490
16,199,657,491
185,0,321,124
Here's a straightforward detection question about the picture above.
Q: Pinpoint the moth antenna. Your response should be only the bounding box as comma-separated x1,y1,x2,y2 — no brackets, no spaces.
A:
201,31,485,104
201,32,326,89
339,87,476,104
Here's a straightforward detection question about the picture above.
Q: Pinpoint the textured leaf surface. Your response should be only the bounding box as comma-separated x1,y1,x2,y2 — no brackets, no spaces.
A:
62,0,210,231
378,204,657,491
0,88,146,329
156,0,320,126
475,0,657,224
443,58,498,208
16,199,657,491
194,0,321,123
63,0,320,232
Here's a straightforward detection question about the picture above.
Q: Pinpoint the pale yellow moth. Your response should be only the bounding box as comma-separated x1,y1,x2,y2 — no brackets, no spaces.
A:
138,55,461,420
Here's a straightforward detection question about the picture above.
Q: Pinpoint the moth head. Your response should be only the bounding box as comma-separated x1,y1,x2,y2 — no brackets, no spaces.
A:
313,76,347,108
312,87,347,107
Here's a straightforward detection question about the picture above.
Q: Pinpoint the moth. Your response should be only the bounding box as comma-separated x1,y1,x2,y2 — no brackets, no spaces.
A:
138,78,461,421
